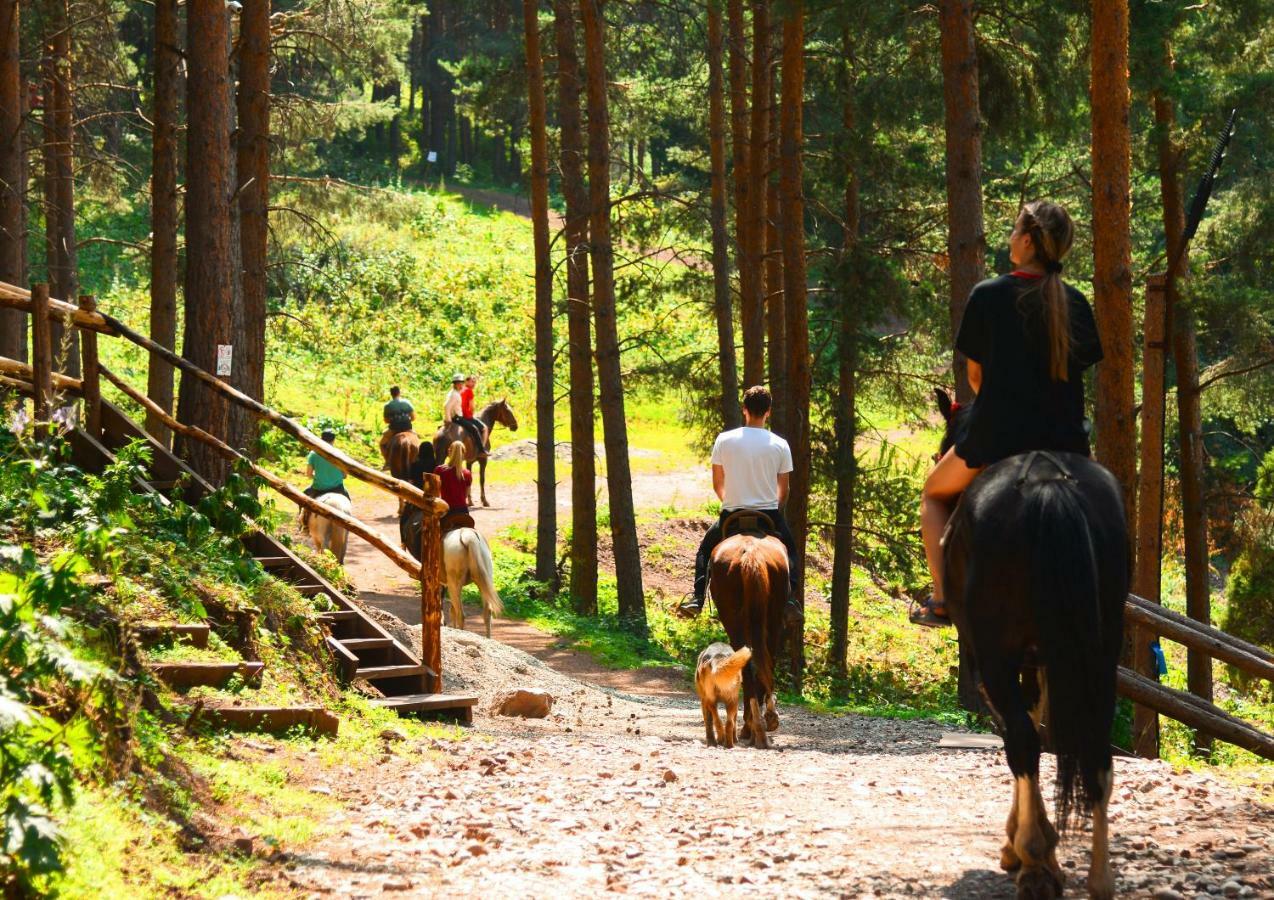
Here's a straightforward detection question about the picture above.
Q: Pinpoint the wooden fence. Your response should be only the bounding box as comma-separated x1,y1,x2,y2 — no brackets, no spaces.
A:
0,280,454,697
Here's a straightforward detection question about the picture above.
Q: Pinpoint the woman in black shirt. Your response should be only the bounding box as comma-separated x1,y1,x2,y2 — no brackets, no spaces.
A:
912,200,1103,627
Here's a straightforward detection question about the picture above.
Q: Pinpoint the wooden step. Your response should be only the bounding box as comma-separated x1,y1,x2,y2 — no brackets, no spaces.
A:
135,623,210,649
198,705,339,737
325,635,359,682
254,556,295,570
355,664,433,681
318,610,358,624
147,479,180,491
371,692,479,725
337,637,393,654
293,584,331,596
148,661,265,690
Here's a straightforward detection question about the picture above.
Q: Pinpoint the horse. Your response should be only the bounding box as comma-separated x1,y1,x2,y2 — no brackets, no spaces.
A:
935,389,1128,900
707,511,788,749
386,430,422,514
432,398,519,507
307,491,352,564
399,508,503,638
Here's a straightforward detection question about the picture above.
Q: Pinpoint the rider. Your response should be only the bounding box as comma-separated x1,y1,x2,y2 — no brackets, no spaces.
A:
435,440,473,516
678,385,800,618
445,374,487,457
461,374,490,450
912,200,1103,628
379,385,415,465
305,431,348,499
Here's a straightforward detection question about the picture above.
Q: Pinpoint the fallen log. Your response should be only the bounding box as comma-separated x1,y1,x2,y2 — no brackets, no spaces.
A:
1116,667,1274,761
100,365,439,582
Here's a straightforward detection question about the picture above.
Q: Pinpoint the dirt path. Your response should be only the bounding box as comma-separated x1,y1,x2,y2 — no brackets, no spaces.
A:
301,460,1274,899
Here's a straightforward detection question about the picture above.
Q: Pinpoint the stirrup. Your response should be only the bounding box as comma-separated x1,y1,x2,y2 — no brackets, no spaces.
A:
676,593,705,619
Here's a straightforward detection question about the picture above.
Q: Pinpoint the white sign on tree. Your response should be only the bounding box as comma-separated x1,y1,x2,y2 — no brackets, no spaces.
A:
216,344,233,377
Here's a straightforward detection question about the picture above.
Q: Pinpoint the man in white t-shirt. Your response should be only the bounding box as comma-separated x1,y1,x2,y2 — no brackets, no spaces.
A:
678,386,799,617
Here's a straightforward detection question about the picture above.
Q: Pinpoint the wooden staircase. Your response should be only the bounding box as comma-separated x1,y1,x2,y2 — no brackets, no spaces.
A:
68,397,477,727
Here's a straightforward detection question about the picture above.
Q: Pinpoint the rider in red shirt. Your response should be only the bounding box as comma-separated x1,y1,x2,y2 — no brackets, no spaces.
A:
461,375,489,450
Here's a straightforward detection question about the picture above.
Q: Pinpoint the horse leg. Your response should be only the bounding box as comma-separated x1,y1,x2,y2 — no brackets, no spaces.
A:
764,692,779,732
748,696,767,749
480,457,489,507
1087,766,1114,900
465,459,475,508
483,598,492,640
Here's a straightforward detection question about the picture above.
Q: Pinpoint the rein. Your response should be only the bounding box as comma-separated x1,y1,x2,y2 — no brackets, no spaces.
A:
1014,450,1076,490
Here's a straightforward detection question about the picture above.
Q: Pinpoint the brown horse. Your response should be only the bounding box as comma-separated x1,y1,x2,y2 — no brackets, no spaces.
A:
386,430,421,514
432,398,519,507
708,521,788,749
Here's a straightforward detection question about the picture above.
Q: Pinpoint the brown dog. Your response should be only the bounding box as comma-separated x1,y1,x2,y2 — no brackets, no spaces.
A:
694,643,752,748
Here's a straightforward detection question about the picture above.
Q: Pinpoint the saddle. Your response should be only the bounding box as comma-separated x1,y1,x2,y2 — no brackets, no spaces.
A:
721,509,778,540
440,511,476,535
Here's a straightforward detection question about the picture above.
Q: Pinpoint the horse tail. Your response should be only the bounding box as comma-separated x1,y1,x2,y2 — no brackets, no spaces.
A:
464,530,503,618
1025,476,1109,830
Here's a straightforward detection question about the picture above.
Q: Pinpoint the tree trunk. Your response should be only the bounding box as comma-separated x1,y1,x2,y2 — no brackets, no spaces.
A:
829,35,858,684
44,0,77,375
1091,0,1137,544
779,0,807,682
554,0,597,613
580,0,645,633
765,25,785,436
427,2,449,169
727,0,754,386
236,0,269,460
738,0,766,389
0,0,23,363
706,1,740,429
389,80,402,168
938,0,984,404
147,0,180,447
177,0,238,483
524,0,557,584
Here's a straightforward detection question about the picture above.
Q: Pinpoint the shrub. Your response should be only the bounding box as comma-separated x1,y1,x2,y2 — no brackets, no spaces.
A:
1223,506,1274,652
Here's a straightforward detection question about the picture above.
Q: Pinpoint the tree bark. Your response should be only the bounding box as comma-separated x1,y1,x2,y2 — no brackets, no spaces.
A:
739,0,767,390
764,24,784,436
236,0,269,460
41,0,77,376
706,1,741,429
177,0,239,483
524,0,557,583
938,0,984,404
0,0,22,363
779,0,807,679
554,0,597,613
147,0,180,448
727,0,755,386
580,0,645,632
829,35,858,684
1091,0,1138,545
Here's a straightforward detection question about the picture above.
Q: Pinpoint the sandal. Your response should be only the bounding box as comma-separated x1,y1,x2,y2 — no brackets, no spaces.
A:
909,596,951,628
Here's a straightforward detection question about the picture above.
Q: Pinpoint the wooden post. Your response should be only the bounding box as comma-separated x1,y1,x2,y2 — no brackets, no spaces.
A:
30,283,52,425
1132,274,1168,758
78,295,101,438
419,472,444,694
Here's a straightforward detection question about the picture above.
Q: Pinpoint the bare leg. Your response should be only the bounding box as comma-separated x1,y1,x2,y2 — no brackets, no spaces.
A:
1087,767,1114,900
920,449,981,603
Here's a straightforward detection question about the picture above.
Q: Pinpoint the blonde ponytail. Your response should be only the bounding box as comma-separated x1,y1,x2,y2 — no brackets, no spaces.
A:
1021,201,1075,382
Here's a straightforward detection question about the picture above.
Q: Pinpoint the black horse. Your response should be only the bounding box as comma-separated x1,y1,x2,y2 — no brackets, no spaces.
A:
935,389,1128,900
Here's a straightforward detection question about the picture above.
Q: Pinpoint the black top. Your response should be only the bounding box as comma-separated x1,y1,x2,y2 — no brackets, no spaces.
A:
954,273,1103,468
407,442,438,489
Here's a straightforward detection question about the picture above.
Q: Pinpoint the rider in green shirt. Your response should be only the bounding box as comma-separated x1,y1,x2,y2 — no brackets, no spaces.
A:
306,431,349,499
379,385,416,465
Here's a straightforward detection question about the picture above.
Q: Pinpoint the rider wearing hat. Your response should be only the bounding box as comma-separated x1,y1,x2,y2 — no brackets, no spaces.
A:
445,374,487,456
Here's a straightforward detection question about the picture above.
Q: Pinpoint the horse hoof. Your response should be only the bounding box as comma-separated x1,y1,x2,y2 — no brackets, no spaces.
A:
1015,866,1062,900
764,710,780,732
1000,843,1022,873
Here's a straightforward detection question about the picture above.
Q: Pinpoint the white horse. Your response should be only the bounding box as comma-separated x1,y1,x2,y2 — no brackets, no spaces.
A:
307,492,352,564
442,527,503,637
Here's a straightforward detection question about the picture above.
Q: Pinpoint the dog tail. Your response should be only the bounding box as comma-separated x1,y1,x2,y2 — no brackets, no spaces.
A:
712,646,752,680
